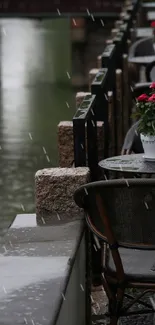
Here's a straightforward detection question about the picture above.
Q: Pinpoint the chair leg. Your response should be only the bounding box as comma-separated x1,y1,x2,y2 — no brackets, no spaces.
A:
109,315,119,325
108,284,117,313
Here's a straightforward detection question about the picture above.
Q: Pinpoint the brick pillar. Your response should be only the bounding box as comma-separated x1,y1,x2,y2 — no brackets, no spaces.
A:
35,167,90,224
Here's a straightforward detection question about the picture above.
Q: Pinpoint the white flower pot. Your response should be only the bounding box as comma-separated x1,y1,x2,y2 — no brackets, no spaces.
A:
140,133,155,158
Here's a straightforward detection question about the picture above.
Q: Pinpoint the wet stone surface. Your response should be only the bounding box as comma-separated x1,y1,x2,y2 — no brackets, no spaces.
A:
0,214,84,325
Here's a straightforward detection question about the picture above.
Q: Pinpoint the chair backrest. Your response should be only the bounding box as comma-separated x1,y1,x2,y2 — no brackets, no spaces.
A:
121,120,144,154
74,179,155,249
128,37,154,59
145,60,155,82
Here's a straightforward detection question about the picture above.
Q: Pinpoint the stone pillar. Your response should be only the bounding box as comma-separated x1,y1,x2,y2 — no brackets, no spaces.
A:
58,120,104,167
75,92,91,108
88,68,99,91
58,121,74,167
111,28,119,37
35,167,90,223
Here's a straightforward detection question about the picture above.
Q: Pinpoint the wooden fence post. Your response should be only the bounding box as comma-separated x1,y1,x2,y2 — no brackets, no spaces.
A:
108,91,115,157
97,55,102,69
122,54,131,136
116,69,123,154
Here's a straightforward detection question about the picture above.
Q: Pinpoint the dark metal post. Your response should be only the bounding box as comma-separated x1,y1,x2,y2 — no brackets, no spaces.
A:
87,110,98,181
91,69,109,159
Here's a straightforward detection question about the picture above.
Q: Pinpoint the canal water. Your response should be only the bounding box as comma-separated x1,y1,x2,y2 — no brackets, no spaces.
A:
0,18,74,229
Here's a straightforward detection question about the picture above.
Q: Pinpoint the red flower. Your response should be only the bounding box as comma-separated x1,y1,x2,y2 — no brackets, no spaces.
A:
148,94,155,102
150,82,155,89
137,94,148,102
151,21,155,28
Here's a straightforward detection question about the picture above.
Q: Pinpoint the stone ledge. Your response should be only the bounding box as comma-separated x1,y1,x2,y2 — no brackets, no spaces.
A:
0,214,85,325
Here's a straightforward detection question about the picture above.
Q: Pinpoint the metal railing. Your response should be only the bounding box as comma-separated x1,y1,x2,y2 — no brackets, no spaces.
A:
72,0,141,180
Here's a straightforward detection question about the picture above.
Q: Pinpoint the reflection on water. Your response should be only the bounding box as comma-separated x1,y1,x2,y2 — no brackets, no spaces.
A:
0,18,74,227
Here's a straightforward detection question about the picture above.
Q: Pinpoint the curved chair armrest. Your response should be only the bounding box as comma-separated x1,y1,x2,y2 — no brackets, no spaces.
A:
145,60,155,82
128,37,153,60
131,82,151,98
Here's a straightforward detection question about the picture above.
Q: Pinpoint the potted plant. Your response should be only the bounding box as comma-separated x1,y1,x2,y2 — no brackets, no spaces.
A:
134,82,155,159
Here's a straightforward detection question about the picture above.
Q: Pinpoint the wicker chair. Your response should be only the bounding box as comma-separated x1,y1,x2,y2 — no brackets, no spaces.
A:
146,60,155,82
128,37,155,83
74,179,155,325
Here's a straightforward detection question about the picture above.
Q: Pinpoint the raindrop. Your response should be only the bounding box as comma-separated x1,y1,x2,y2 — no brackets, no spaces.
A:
135,129,138,136
125,179,129,187
57,8,61,15
91,109,94,116
2,28,6,35
28,133,33,140
84,187,88,195
57,213,61,221
21,204,25,211
41,217,46,224
90,294,94,303
66,71,71,79
9,241,13,247
42,146,47,154
61,293,66,301
119,164,123,171
66,102,70,108
2,286,7,294
93,244,97,251
3,245,7,253
86,8,90,15
104,94,108,101
93,234,101,249
144,201,149,210
80,284,84,291
72,18,76,26
46,155,50,163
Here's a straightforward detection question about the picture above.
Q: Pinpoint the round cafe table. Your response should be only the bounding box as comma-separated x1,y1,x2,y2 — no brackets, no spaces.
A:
99,154,155,175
